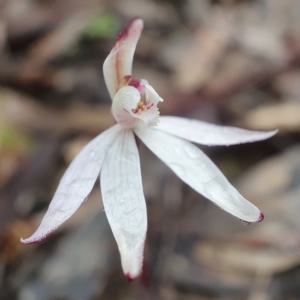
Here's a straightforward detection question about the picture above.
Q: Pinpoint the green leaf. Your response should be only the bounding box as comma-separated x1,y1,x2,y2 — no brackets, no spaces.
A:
83,13,119,39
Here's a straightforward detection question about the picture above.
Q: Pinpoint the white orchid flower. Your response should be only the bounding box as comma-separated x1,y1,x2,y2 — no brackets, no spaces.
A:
21,18,277,280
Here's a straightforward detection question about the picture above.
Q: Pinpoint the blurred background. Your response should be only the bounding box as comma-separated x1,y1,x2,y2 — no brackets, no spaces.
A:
0,0,300,299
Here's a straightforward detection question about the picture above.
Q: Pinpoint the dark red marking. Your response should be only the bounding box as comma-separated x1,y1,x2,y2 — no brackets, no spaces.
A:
117,25,129,41
146,103,154,109
122,75,143,89
21,229,55,245
125,273,134,282
117,18,140,42
128,77,141,89
257,212,264,222
240,212,265,225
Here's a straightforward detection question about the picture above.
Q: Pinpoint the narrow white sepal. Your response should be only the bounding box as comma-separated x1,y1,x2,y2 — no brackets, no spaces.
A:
101,129,147,279
103,19,144,99
135,128,262,223
156,116,277,146
21,124,122,244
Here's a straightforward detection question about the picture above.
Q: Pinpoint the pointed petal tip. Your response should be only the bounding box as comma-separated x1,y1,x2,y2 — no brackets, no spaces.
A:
248,129,278,143
240,212,264,225
117,18,144,42
130,18,144,30
20,229,55,245
20,237,36,245
264,129,278,139
125,273,135,282
132,17,144,26
257,212,264,222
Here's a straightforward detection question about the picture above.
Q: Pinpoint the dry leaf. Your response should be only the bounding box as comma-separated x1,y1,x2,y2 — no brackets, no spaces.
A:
244,101,300,132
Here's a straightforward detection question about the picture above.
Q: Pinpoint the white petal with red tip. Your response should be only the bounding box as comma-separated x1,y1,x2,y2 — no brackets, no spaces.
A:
103,18,143,99
21,124,122,244
135,128,262,223
156,116,277,146
101,129,147,279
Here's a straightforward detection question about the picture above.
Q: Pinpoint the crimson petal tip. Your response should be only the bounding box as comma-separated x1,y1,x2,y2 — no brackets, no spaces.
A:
117,18,143,42
125,273,134,282
240,212,264,225
20,237,36,245
257,212,264,222
20,229,55,245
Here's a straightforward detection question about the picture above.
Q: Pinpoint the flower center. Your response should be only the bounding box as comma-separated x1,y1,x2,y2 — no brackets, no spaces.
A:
112,75,163,129
132,101,154,113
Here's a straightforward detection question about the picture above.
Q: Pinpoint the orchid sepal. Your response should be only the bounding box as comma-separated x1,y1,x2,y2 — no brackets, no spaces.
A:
103,18,144,100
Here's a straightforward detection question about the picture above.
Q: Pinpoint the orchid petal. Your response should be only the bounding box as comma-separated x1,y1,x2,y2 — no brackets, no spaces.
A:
144,83,164,105
101,129,147,279
103,18,144,99
135,128,263,223
156,116,277,146
21,124,122,244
